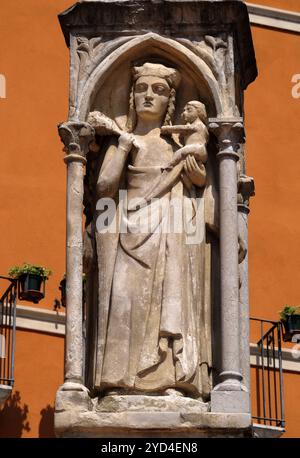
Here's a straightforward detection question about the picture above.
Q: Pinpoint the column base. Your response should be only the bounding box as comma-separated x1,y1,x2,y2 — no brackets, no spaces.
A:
213,371,248,392
210,390,250,414
55,382,92,415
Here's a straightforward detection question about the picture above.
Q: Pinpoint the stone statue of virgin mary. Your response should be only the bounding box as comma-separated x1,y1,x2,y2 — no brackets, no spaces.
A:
83,62,219,402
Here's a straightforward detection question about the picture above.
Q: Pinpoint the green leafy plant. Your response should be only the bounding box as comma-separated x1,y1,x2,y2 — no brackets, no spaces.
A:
279,305,300,322
8,263,52,279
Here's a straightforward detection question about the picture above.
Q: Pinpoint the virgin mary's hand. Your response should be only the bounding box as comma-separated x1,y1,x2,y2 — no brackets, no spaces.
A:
118,133,136,153
183,155,206,188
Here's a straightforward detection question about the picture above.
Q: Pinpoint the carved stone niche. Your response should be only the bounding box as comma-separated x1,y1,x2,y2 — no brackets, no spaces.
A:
55,1,257,438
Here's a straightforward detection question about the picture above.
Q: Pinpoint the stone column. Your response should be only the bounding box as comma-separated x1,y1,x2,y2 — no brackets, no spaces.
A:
238,174,255,398
58,122,94,389
209,119,249,413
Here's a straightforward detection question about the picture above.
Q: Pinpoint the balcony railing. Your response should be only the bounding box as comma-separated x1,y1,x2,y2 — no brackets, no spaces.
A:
250,318,285,429
0,277,17,399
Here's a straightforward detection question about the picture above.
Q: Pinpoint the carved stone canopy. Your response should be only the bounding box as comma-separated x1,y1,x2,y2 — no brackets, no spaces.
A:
58,1,257,125
59,0,257,90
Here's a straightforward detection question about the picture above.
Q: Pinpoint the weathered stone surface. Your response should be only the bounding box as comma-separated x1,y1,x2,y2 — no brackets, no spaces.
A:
59,0,257,91
55,0,257,437
87,61,214,399
96,394,209,413
209,120,247,397
58,122,94,386
210,390,250,414
55,389,252,437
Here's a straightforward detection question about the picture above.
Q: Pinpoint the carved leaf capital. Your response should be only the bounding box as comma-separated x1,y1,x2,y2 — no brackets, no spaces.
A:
58,121,95,162
209,119,245,154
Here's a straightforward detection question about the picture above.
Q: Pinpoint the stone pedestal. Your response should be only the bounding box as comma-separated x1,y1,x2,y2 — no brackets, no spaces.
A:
55,389,252,437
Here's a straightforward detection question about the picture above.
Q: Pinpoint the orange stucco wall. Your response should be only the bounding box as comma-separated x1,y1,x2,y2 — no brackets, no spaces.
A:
246,25,300,324
0,1,71,310
0,329,64,438
0,1,299,438
246,23,300,438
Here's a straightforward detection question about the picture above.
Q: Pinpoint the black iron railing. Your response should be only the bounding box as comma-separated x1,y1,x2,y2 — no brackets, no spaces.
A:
250,318,285,429
0,277,17,387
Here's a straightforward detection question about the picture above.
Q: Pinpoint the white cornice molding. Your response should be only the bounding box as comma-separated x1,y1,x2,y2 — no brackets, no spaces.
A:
246,2,300,33
250,343,300,373
4,305,300,372
15,304,65,336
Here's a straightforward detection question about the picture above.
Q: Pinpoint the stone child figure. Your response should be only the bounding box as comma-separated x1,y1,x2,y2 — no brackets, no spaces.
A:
164,100,208,169
85,62,215,401
145,100,208,200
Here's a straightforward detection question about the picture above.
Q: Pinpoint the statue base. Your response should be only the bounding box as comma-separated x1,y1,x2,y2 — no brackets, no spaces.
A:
54,386,252,437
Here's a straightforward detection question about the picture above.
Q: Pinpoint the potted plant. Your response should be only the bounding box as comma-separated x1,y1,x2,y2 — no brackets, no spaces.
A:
58,273,86,308
8,263,52,304
279,305,300,342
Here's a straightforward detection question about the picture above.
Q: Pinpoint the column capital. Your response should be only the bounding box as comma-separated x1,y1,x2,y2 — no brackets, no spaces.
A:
58,121,95,165
209,118,245,160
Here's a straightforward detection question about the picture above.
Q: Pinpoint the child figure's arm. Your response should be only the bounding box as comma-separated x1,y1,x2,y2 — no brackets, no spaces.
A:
166,143,207,169
161,125,198,136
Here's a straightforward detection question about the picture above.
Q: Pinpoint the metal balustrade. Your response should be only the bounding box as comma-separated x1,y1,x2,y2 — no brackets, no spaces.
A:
250,318,285,429
0,277,17,391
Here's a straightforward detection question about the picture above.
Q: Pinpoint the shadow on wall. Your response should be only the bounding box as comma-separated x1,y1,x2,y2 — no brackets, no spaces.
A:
39,404,55,437
0,391,30,437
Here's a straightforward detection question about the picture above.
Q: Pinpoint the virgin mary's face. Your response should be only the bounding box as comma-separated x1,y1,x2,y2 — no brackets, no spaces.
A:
134,76,170,121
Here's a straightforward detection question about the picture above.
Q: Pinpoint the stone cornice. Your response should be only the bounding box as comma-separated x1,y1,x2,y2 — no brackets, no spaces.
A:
250,343,300,374
4,304,66,336
246,2,300,33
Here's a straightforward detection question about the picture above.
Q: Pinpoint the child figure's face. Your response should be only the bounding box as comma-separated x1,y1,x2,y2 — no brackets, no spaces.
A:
182,103,198,123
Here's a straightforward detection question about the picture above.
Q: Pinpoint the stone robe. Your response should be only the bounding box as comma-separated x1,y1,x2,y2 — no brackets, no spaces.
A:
84,137,218,401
